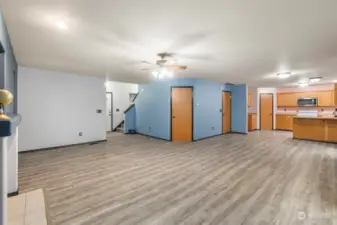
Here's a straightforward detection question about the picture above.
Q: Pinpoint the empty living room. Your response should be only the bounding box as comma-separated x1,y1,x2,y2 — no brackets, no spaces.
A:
1,0,337,225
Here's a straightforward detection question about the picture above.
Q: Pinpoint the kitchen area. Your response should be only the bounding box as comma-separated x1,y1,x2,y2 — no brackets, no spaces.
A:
248,84,337,143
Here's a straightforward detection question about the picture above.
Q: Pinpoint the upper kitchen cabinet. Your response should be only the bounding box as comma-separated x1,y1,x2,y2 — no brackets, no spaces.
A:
248,92,252,108
277,90,335,107
277,93,298,107
316,91,334,106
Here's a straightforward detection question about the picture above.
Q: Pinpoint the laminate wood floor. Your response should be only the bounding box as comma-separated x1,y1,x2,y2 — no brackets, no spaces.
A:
18,131,337,225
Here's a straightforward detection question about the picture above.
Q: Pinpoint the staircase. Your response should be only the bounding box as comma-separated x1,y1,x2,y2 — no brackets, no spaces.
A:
115,121,124,133
113,92,138,133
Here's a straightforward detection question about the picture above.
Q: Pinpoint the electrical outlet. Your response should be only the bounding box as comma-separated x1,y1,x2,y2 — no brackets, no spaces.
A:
149,126,151,131
212,127,214,130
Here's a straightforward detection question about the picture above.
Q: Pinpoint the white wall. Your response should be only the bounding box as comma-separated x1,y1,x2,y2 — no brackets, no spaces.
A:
257,87,277,130
18,67,106,152
7,128,18,193
106,81,138,129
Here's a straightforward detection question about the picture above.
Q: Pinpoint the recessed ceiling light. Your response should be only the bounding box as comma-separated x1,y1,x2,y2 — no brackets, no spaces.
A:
56,21,68,29
332,80,337,83
276,71,291,79
309,77,322,83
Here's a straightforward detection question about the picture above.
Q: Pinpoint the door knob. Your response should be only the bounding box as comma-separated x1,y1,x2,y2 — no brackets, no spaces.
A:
172,116,176,118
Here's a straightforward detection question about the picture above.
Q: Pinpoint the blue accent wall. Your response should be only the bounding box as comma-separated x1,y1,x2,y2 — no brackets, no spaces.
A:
135,78,231,140
193,79,223,140
136,78,196,140
124,106,136,133
231,84,248,133
0,9,18,113
136,80,171,140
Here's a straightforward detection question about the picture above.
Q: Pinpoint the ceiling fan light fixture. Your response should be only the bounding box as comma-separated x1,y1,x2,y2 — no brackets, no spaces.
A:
152,71,159,77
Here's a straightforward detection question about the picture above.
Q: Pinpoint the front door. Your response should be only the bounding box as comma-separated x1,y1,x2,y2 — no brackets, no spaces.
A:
171,87,193,142
260,94,273,130
222,92,231,133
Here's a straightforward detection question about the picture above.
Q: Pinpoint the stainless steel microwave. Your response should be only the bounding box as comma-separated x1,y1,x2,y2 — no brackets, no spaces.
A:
297,97,318,106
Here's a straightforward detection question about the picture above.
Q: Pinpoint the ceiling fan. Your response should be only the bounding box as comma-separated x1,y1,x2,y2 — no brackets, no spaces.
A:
141,52,187,72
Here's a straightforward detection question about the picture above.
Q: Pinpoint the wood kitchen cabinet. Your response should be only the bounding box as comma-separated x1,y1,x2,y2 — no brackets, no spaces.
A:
293,117,337,143
293,118,326,141
326,120,337,142
277,90,335,107
276,115,286,130
248,92,252,108
276,115,294,131
314,91,334,106
248,113,257,131
277,93,298,107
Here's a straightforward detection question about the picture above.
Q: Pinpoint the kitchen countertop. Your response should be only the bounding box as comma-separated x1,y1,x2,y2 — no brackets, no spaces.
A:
293,116,337,120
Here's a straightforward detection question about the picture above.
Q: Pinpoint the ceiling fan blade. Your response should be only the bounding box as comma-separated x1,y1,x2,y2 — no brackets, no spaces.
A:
173,53,213,60
141,61,152,64
141,63,158,71
167,65,187,70
125,60,153,65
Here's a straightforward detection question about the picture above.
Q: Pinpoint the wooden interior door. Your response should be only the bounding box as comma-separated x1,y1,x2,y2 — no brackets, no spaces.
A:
171,87,193,141
222,92,231,133
260,94,273,130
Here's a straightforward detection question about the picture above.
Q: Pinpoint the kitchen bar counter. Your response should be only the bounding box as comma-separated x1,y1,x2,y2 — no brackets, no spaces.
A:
293,116,337,143
294,116,337,120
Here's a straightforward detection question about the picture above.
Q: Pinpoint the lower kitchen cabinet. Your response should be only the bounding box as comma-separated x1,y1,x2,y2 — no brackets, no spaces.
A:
276,115,294,131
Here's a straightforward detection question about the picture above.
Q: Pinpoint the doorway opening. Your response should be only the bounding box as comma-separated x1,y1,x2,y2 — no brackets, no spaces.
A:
106,92,113,132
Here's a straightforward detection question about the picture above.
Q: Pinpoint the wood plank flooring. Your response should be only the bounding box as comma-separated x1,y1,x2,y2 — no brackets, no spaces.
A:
18,131,337,225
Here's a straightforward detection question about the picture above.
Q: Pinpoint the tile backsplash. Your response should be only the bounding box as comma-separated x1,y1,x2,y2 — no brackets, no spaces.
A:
278,107,336,116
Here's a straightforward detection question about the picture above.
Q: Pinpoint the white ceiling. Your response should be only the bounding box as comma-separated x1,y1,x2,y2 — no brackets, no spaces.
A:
2,0,337,86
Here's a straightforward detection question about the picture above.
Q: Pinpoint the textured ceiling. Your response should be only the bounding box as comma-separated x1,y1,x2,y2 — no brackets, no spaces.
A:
1,0,337,86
